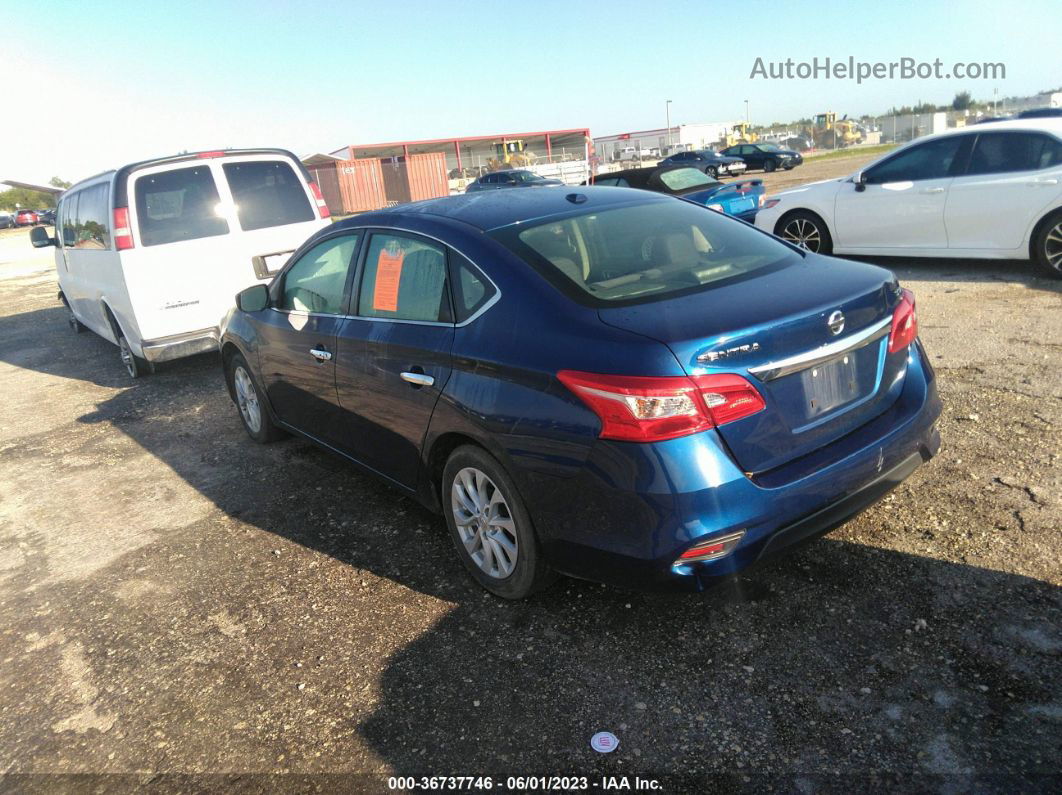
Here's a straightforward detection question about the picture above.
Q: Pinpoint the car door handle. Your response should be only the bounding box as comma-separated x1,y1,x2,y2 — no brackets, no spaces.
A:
1029,178,1059,186
309,347,332,362
401,371,435,387
920,187,945,194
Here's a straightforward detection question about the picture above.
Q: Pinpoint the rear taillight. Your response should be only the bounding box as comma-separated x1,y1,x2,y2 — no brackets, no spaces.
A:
557,370,766,443
888,288,917,353
113,207,134,250
309,182,331,218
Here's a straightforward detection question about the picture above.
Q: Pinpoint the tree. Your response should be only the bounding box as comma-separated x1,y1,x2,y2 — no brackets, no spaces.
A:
0,187,54,211
951,91,973,111
49,176,72,189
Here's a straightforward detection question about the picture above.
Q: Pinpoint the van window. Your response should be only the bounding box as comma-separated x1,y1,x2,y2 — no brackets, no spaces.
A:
135,166,228,247
72,184,110,249
60,193,78,247
222,161,315,231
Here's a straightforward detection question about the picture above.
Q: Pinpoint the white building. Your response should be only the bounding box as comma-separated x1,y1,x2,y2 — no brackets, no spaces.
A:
594,122,742,163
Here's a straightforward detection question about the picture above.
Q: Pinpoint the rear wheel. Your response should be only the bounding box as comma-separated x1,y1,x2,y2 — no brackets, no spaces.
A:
763,159,777,173
442,445,555,599
226,352,283,443
1033,211,1062,279
776,210,833,255
117,335,151,379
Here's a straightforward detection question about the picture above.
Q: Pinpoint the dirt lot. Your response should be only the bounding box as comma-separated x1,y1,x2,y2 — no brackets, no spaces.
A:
0,155,1059,791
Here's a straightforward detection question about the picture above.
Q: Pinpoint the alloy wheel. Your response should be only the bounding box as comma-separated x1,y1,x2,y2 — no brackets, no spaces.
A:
118,337,138,378
781,217,823,252
1045,221,1062,274
233,366,262,434
451,466,518,579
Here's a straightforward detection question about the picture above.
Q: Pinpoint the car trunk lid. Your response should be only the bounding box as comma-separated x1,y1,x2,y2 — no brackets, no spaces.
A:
598,256,909,474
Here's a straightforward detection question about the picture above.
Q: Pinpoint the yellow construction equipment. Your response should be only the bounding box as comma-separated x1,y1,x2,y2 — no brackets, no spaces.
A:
806,112,863,148
487,139,536,170
720,122,758,148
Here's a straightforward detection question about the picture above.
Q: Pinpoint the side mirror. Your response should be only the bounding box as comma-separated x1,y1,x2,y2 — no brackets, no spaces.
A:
236,284,269,313
854,171,868,192
29,226,55,248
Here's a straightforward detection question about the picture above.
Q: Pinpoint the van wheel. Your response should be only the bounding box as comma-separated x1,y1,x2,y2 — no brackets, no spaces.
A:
65,304,85,333
1033,211,1062,279
226,352,284,443
117,335,151,379
442,445,556,599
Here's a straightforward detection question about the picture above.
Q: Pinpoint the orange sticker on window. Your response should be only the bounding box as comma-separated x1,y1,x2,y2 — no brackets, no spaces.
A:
372,248,404,312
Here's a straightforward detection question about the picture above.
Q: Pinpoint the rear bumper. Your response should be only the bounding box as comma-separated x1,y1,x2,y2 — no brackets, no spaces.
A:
530,341,941,591
140,327,219,362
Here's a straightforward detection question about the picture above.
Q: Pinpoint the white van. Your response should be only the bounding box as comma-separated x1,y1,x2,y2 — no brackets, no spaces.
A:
31,149,331,377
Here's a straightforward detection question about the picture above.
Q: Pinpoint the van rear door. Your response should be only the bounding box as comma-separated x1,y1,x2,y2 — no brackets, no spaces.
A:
121,154,329,342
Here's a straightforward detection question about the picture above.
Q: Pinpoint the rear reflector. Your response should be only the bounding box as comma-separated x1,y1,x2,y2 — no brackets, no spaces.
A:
557,370,765,443
676,530,746,564
113,207,134,250
888,288,917,353
309,182,331,218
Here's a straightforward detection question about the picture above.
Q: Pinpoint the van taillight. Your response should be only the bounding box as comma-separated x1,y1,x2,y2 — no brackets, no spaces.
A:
309,182,331,218
114,208,134,250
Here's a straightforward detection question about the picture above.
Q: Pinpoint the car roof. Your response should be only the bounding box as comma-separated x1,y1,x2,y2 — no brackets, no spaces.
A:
936,117,1062,136
342,186,666,232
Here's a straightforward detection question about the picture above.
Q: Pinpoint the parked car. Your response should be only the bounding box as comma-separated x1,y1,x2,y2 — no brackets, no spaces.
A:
659,149,747,178
30,148,331,377
15,209,40,226
465,170,564,192
589,165,765,222
720,143,803,172
37,208,56,226
220,187,940,598
1016,107,1062,119
0,212,14,229
754,118,1062,278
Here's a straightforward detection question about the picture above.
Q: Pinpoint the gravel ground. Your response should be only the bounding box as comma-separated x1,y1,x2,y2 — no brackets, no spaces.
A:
0,166,1059,792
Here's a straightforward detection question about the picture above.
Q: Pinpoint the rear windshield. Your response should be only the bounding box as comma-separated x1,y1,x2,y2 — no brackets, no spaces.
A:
223,160,314,231
493,200,793,305
135,166,228,247
658,168,714,190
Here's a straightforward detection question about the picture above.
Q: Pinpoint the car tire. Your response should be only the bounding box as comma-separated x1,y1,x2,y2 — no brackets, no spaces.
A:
764,159,777,173
60,297,85,333
442,445,556,599
1033,210,1062,279
117,334,152,379
776,210,833,255
226,351,284,443
706,166,718,179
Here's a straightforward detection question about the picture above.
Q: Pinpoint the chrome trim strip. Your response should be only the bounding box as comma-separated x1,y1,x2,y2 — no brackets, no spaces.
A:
747,316,892,382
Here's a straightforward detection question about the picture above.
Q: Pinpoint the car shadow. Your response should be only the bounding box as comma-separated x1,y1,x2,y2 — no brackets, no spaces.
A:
845,255,1062,294
1,303,1059,787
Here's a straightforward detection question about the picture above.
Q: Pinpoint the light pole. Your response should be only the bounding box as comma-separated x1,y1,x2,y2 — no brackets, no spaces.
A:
744,99,750,125
666,100,673,149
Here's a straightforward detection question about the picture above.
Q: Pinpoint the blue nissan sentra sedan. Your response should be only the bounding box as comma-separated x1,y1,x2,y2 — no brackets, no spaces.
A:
220,187,941,598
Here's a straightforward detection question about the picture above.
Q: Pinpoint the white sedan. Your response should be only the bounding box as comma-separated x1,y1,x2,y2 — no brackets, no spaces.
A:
754,119,1062,278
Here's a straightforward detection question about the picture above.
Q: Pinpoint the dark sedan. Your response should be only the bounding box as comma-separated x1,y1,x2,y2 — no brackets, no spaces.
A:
589,165,765,222
659,149,746,178
220,187,939,599
720,143,803,172
465,169,563,192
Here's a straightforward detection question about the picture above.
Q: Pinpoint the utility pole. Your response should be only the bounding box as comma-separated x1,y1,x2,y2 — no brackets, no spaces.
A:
666,100,673,148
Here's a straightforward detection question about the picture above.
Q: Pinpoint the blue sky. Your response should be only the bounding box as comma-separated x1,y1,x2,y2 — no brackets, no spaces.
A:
2,0,1058,183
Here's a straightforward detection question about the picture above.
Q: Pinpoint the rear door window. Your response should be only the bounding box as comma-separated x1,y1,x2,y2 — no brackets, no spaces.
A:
357,233,451,322
223,160,315,231
135,166,228,246
966,132,1062,175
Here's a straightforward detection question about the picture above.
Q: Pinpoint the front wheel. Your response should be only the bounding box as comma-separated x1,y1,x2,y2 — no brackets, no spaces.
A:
776,211,833,255
763,159,777,173
442,445,555,599
1033,211,1062,279
706,166,718,179
226,352,284,443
